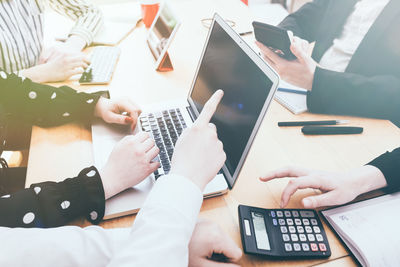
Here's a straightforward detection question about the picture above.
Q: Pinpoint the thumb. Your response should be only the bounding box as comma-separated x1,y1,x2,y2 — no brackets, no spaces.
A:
302,191,337,209
290,39,307,63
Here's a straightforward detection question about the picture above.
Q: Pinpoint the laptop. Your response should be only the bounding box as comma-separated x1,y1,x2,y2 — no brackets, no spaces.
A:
92,13,279,219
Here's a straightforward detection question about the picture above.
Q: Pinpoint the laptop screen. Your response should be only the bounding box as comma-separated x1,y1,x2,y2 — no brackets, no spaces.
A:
190,19,275,184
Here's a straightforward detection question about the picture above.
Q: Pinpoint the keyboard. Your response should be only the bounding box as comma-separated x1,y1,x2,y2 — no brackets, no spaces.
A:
140,108,188,179
79,46,121,84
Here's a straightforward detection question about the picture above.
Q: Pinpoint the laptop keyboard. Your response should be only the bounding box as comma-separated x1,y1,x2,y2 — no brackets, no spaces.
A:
139,108,187,179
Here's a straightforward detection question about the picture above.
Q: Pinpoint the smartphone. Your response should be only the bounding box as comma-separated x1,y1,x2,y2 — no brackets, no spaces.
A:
252,21,296,61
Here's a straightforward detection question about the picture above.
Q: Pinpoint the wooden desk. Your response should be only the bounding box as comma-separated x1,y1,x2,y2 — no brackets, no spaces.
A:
26,0,400,266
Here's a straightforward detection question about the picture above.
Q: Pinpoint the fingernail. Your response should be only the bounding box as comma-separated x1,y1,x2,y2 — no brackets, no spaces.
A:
125,117,133,124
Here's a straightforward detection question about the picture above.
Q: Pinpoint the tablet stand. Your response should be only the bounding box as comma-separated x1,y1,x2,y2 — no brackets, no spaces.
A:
156,52,174,72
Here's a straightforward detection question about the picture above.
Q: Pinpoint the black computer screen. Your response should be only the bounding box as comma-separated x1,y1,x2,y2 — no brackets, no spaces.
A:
190,20,274,181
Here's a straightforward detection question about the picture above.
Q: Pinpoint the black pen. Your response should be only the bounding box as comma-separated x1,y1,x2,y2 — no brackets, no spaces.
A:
302,126,363,135
239,30,253,36
278,120,349,127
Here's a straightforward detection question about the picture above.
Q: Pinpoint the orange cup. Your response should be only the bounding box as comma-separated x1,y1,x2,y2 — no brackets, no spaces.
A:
141,3,160,28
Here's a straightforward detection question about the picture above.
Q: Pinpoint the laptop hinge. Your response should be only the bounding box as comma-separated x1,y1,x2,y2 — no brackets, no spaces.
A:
186,105,196,122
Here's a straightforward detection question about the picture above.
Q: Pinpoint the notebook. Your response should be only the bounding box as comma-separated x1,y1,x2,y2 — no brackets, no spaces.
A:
50,2,142,46
274,80,307,114
321,192,400,267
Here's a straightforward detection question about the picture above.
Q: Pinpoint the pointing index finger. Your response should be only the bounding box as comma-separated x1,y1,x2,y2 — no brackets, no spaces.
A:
196,90,224,126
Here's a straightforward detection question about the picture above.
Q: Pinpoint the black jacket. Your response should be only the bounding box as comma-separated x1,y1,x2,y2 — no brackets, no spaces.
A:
279,0,400,126
0,71,106,227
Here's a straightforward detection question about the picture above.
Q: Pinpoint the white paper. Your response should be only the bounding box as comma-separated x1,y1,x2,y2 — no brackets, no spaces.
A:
323,192,400,267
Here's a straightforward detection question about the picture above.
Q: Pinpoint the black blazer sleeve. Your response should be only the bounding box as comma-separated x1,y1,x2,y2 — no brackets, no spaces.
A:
307,67,400,125
368,148,400,191
278,0,328,42
0,70,106,127
0,166,105,228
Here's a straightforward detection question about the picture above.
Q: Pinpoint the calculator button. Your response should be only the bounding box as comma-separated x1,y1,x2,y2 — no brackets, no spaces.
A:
310,243,318,251
316,234,324,242
272,219,278,226
286,219,294,225
291,234,299,242
284,243,293,252
277,211,284,217
284,211,292,217
295,219,302,225
293,243,301,251
308,234,315,242
302,219,310,225
244,220,251,236
292,211,299,217
270,211,276,217
313,226,321,233
305,226,312,233
280,226,288,233
300,211,315,217
299,234,307,242
302,243,310,251
289,226,296,233
319,243,327,252
282,234,290,242
279,219,286,225
311,219,318,225
297,226,304,233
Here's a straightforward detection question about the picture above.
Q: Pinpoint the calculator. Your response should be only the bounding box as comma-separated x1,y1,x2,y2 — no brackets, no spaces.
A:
238,205,331,258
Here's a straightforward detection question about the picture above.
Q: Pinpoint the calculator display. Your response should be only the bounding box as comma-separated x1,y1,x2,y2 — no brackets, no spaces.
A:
251,212,271,250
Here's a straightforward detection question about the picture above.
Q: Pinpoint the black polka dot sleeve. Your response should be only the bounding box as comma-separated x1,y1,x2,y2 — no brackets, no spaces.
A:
0,70,107,127
0,166,105,228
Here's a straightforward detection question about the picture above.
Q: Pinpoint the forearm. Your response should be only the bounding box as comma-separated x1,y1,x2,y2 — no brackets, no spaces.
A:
65,35,87,51
108,175,203,267
278,0,327,42
307,67,400,124
368,147,400,190
0,166,105,228
20,65,49,83
0,226,129,267
0,71,106,126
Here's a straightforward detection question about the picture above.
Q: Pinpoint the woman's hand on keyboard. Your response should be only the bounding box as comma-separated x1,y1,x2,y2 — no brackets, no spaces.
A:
100,132,160,199
95,97,142,129
170,90,226,191
260,165,387,209
24,52,90,83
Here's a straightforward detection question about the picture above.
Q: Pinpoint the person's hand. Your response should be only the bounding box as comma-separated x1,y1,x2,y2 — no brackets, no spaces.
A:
260,165,388,209
94,97,142,130
170,90,226,191
100,132,160,199
256,35,318,90
39,36,86,64
189,219,242,267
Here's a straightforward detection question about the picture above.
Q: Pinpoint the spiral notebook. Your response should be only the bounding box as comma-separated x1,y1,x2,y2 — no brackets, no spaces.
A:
274,80,307,114
322,192,400,267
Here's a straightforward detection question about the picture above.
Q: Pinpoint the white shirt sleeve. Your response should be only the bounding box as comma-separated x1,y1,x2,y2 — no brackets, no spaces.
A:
108,174,203,267
0,175,203,267
0,226,128,267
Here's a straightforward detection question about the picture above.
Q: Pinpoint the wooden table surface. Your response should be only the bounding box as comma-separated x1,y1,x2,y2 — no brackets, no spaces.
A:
26,0,400,266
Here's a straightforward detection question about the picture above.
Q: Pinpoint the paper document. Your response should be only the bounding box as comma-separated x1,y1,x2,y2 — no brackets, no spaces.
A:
274,80,308,114
322,192,400,267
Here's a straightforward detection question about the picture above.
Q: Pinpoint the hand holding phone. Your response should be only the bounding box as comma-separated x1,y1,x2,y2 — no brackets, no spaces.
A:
252,21,296,61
